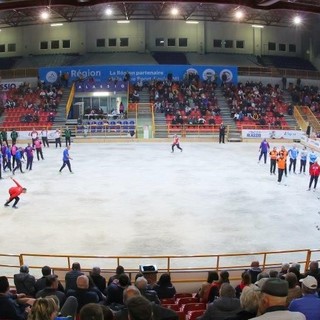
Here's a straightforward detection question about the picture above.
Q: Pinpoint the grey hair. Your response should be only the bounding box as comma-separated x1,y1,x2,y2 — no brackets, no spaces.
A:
240,285,260,313
135,276,148,290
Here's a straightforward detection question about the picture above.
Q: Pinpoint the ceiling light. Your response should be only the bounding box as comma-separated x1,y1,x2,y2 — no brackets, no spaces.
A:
293,15,302,25
186,21,199,24
235,10,244,19
117,20,130,24
40,11,50,20
171,7,179,15
105,7,112,15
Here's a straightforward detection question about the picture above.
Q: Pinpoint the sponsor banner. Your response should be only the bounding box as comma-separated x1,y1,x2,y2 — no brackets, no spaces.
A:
0,81,23,91
242,129,303,140
300,135,320,152
7,130,56,141
39,65,238,84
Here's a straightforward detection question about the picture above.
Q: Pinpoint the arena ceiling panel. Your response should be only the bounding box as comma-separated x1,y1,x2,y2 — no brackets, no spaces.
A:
0,0,319,28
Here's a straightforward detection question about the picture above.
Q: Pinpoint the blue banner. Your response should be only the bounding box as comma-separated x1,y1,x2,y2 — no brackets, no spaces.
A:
39,65,238,84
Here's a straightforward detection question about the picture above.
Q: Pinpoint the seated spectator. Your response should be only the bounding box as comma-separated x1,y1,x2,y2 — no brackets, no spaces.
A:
14,265,36,297
105,273,131,307
90,266,106,295
115,285,177,320
289,263,303,281
135,277,160,304
35,265,64,293
0,275,33,320
207,270,230,303
198,271,219,303
225,285,260,320
28,297,58,320
65,262,84,292
289,275,320,319
108,266,125,286
304,261,320,290
127,296,152,320
100,305,114,320
247,261,262,284
152,273,176,300
285,272,302,307
279,263,290,278
198,283,241,320
80,303,104,320
235,272,251,299
66,275,99,312
269,270,279,278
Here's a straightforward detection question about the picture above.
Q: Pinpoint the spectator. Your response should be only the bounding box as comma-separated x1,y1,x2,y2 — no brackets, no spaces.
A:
105,273,130,306
152,273,176,300
198,271,219,303
247,262,262,284
35,265,64,293
198,283,241,320
135,276,160,304
28,297,58,320
304,261,320,289
65,262,84,292
285,273,302,307
14,265,36,297
90,266,107,294
108,266,125,286
207,270,230,302
127,296,152,320
235,272,251,299
80,303,104,320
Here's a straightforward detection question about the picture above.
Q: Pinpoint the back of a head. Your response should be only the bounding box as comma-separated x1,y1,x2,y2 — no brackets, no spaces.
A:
242,271,251,285
91,266,101,276
0,276,9,294
116,265,125,275
20,265,29,273
72,262,81,271
80,303,104,320
42,266,52,276
220,270,229,283
310,261,319,272
124,285,141,305
285,272,298,289
119,273,130,287
240,286,260,314
100,305,114,320
269,270,279,278
29,297,58,320
219,283,235,298
251,261,260,268
127,296,153,320
45,275,58,288
207,271,219,284
158,273,172,286
77,275,89,289
135,277,148,290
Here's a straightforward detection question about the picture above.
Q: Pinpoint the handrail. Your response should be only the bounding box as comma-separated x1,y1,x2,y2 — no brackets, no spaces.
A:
65,83,76,118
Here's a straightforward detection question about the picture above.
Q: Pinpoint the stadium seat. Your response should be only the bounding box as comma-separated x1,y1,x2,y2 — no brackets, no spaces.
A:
163,304,180,311
186,310,206,320
181,303,206,314
176,297,198,307
161,298,175,305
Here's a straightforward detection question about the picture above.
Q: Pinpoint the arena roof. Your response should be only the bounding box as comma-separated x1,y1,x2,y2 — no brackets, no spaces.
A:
0,0,319,28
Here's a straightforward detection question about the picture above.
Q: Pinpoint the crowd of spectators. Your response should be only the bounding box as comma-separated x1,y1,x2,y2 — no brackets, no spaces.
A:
1,260,320,320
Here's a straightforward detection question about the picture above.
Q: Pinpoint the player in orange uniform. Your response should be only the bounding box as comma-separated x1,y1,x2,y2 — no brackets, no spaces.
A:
269,146,278,175
4,177,27,209
278,146,288,177
171,134,183,153
277,153,286,184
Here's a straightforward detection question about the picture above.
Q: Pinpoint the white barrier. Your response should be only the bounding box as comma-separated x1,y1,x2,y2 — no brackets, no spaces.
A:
242,129,303,140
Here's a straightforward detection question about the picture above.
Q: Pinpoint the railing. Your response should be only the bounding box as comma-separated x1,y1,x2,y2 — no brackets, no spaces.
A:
65,83,76,117
1,249,320,288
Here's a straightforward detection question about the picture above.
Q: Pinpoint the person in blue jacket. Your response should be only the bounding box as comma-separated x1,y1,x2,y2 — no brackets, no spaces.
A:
288,145,299,174
258,139,270,164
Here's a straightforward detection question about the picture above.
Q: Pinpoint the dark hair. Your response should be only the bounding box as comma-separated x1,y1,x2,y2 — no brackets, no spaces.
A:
20,265,29,273
100,305,114,320
241,271,251,285
119,273,131,287
79,303,103,320
42,266,51,276
269,270,279,278
285,272,298,289
72,262,81,271
0,276,9,293
127,296,153,320
135,273,143,280
207,271,219,283
157,273,172,287
116,265,125,275
45,274,58,287
220,271,229,282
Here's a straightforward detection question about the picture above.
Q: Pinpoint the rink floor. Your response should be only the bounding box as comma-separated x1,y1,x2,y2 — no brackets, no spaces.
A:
0,141,319,260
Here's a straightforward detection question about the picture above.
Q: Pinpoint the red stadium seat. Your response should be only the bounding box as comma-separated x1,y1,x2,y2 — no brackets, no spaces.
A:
181,303,206,314
174,293,193,300
161,298,176,305
176,297,198,307
163,304,180,311
186,310,206,320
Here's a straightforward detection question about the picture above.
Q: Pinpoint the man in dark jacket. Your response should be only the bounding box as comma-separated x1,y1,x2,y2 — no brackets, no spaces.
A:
13,265,36,297
35,265,65,293
65,262,84,292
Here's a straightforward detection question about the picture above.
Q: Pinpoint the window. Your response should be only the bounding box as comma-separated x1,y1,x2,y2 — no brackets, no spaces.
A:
289,44,296,53
279,43,286,52
236,40,244,49
179,38,187,47
168,38,176,47
268,42,276,51
8,43,16,52
0,44,5,52
155,38,165,47
225,40,233,48
213,39,222,48
96,39,105,47
40,41,48,50
51,40,59,49
120,38,129,47
108,38,116,47
62,40,71,49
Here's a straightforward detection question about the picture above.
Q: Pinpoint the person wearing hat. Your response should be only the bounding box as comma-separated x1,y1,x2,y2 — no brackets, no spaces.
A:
13,265,36,297
288,275,320,320
251,278,305,319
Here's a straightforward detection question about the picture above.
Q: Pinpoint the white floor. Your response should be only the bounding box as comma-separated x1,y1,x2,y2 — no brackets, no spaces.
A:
1,141,319,260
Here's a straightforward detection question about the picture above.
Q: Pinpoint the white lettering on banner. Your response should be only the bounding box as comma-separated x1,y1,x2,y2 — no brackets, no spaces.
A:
70,70,101,78
0,82,23,91
242,129,303,140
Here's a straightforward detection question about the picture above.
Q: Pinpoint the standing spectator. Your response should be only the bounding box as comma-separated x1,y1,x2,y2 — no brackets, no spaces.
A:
34,138,44,161
59,145,73,174
269,147,277,175
219,122,226,144
307,160,320,191
152,273,176,300
171,134,183,153
289,276,320,320
55,129,62,148
11,129,18,145
41,128,50,147
14,265,36,297
1,129,8,146
198,271,219,303
288,145,299,174
65,262,84,292
299,146,307,174
258,139,270,164
282,76,287,90
64,126,72,146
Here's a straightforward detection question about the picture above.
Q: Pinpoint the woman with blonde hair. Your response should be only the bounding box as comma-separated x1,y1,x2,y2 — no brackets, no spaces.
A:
28,297,58,320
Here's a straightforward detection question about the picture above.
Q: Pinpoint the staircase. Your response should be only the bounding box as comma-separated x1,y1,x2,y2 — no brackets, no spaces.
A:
281,90,299,129
154,112,168,138
216,88,242,142
54,87,72,125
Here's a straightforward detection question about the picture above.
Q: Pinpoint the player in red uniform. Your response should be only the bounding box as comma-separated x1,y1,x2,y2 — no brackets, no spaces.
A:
4,177,27,209
308,161,320,191
171,134,183,153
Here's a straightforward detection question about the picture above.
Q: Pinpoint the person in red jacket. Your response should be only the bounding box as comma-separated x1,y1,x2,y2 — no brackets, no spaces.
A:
308,161,320,191
4,177,27,209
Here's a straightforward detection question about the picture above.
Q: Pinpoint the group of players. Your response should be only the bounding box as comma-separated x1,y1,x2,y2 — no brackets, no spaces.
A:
258,138,320,190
